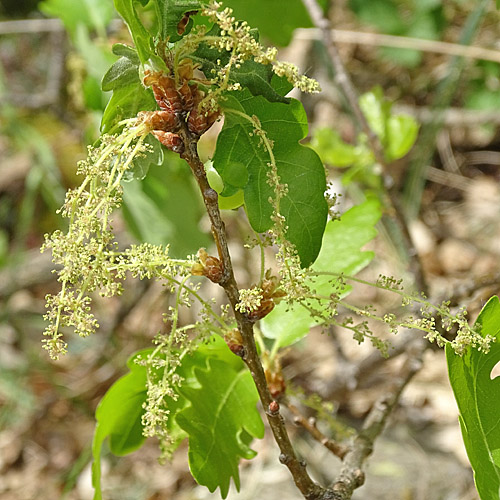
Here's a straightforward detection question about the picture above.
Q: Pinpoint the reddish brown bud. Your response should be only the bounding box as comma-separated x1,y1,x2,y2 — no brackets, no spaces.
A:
191,248,224,283
224,329,245,357
265,363,286,398
247,298,275,321
178,81,196,112
139,110,179,132
152,131,184,154
188,108,208,136
203,256,224,283
268,400,280,415
163,87,184,114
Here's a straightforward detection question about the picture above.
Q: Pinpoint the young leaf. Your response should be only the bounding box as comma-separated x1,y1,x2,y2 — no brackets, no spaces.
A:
113,0,164,68
311,128,358,167
155,0,201,42
92,350,151,500
261,199,381,348
359,88,419,161
446,296,500,500
386,115,419,161
176,357,265,498
213,90,328,266
101,44,156,133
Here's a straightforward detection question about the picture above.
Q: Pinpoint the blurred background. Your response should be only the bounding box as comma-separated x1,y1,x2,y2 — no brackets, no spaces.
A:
1,0,500,498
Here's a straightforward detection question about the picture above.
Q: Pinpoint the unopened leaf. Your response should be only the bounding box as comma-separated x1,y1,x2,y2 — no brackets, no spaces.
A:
446,296,500,500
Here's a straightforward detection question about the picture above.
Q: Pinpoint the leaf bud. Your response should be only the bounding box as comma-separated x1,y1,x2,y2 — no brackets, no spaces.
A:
224,329,245,357
191,248,224,283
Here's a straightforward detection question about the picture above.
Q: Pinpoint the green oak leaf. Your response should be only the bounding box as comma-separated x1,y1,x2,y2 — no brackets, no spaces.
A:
155,0,201,42
92,350,152,500
191,25,290,104
176,356,264,498
91,336,242,500
446,295,500,500
213,90,328,266
101,44,156,133
113,0,164,68
261,198,381,348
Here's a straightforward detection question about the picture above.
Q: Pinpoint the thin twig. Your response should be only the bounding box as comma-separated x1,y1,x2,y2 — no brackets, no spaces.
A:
330,338,425,498
287,403,349,459
394,104,500,126
301,0,385,166
178,122,325,500
295,28,500,65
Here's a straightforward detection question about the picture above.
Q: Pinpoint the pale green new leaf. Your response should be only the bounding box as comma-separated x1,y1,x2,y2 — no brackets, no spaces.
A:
359,87,419,161
101,44,156,133
261,199,381,348
386,115,419,160
176,357,264,498
446,296,500,500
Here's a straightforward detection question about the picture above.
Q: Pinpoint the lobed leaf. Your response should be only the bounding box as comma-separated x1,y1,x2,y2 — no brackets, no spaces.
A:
213,90,328,266
446,296,500,500
176,355,264,498
261,199,381,348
